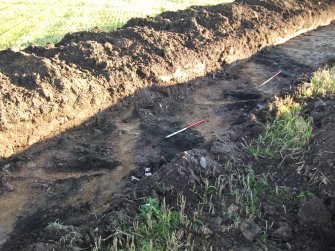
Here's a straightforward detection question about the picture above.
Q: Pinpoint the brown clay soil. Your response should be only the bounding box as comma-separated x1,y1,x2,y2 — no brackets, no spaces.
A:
1,0,335,250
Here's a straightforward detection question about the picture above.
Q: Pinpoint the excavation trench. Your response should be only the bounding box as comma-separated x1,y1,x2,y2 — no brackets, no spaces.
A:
1,20,335,250
1,0,335,159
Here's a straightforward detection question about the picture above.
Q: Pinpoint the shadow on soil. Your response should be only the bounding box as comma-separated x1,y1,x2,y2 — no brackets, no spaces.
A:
1,34,334,250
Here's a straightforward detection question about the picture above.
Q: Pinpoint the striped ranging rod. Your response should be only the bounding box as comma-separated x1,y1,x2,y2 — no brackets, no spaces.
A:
165,119,206,138
259,70,282,87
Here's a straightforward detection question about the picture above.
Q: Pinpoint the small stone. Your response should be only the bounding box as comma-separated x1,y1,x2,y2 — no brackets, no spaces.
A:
271,224,293,241
145,172,152,177
4,182,14,192
199,157,207,169
240,219,260,241
298,197,331,226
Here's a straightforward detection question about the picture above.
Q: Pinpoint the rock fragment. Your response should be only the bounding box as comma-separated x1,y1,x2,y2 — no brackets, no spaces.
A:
200,157,207,169
240,219,260,242
271,223,293,242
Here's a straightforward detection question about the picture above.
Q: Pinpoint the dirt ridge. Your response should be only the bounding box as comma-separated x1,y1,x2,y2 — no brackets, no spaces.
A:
1,0,335,158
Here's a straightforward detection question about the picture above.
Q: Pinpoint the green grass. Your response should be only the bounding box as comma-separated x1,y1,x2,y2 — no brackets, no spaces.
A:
0,0,231,51
299,65,335,97
96,197,191,251
249,96,313,158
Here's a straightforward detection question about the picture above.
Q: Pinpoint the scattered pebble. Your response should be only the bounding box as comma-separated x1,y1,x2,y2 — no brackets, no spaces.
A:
200,157,207,169
240,219,260,242
271,223,293,241
145,172,152,177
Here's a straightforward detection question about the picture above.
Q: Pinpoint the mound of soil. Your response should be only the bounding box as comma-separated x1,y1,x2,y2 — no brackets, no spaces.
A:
1,0,335,158
303,96,335,196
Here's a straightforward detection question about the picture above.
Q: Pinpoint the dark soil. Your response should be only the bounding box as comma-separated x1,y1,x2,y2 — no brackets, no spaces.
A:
1,0,335,251
1,0,334,158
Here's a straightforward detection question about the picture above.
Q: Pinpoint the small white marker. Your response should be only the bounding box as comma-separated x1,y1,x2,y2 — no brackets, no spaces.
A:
131,176,140,181
259,70,282,87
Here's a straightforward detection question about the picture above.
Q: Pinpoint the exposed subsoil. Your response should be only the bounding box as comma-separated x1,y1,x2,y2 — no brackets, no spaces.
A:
1,0,335,158
1,0,335,250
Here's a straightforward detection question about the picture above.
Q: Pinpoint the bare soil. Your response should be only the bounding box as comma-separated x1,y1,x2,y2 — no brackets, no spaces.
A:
1,0,335,250
1,0,335,158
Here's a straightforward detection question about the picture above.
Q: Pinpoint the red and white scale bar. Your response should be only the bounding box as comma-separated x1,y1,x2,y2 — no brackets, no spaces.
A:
259,70,282,87
165,119,206,138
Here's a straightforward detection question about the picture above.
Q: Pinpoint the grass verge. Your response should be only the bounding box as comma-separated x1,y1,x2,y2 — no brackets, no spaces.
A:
0,0,231,50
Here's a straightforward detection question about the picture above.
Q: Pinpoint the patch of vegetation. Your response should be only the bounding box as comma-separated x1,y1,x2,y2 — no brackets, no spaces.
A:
88,163,315,249
225,164,291,220
95,197,191,251
46,219,83,247
46,219,65,231
0,0,231,50
249,96,313,158
296,190,314,202
299,65,335,97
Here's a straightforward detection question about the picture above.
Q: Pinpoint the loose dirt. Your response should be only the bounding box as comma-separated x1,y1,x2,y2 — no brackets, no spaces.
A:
1,0,335,158
1,0,335,250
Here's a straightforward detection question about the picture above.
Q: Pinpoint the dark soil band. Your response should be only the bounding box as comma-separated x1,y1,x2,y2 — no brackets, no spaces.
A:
0,0,335,158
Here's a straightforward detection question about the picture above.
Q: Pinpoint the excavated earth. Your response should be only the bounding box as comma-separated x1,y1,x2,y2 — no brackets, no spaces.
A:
1,0,335,250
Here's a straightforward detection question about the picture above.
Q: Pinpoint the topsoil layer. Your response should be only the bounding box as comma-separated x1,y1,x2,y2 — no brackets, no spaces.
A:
1,0,335,158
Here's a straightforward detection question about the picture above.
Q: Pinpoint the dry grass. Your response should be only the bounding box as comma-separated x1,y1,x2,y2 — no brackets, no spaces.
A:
298,65,335,97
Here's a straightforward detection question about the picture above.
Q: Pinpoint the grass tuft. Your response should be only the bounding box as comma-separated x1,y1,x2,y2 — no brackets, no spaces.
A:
249,96,313,158
102,197,191,251
299,65,335,97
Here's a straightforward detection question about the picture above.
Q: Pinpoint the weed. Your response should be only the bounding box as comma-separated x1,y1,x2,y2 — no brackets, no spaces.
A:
298,65,335,97
249,96,313,158
59,230,82,246
108,197,192,251
46,219,65,231
46,219,82,247
203,178,219,198
296,191,314,201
